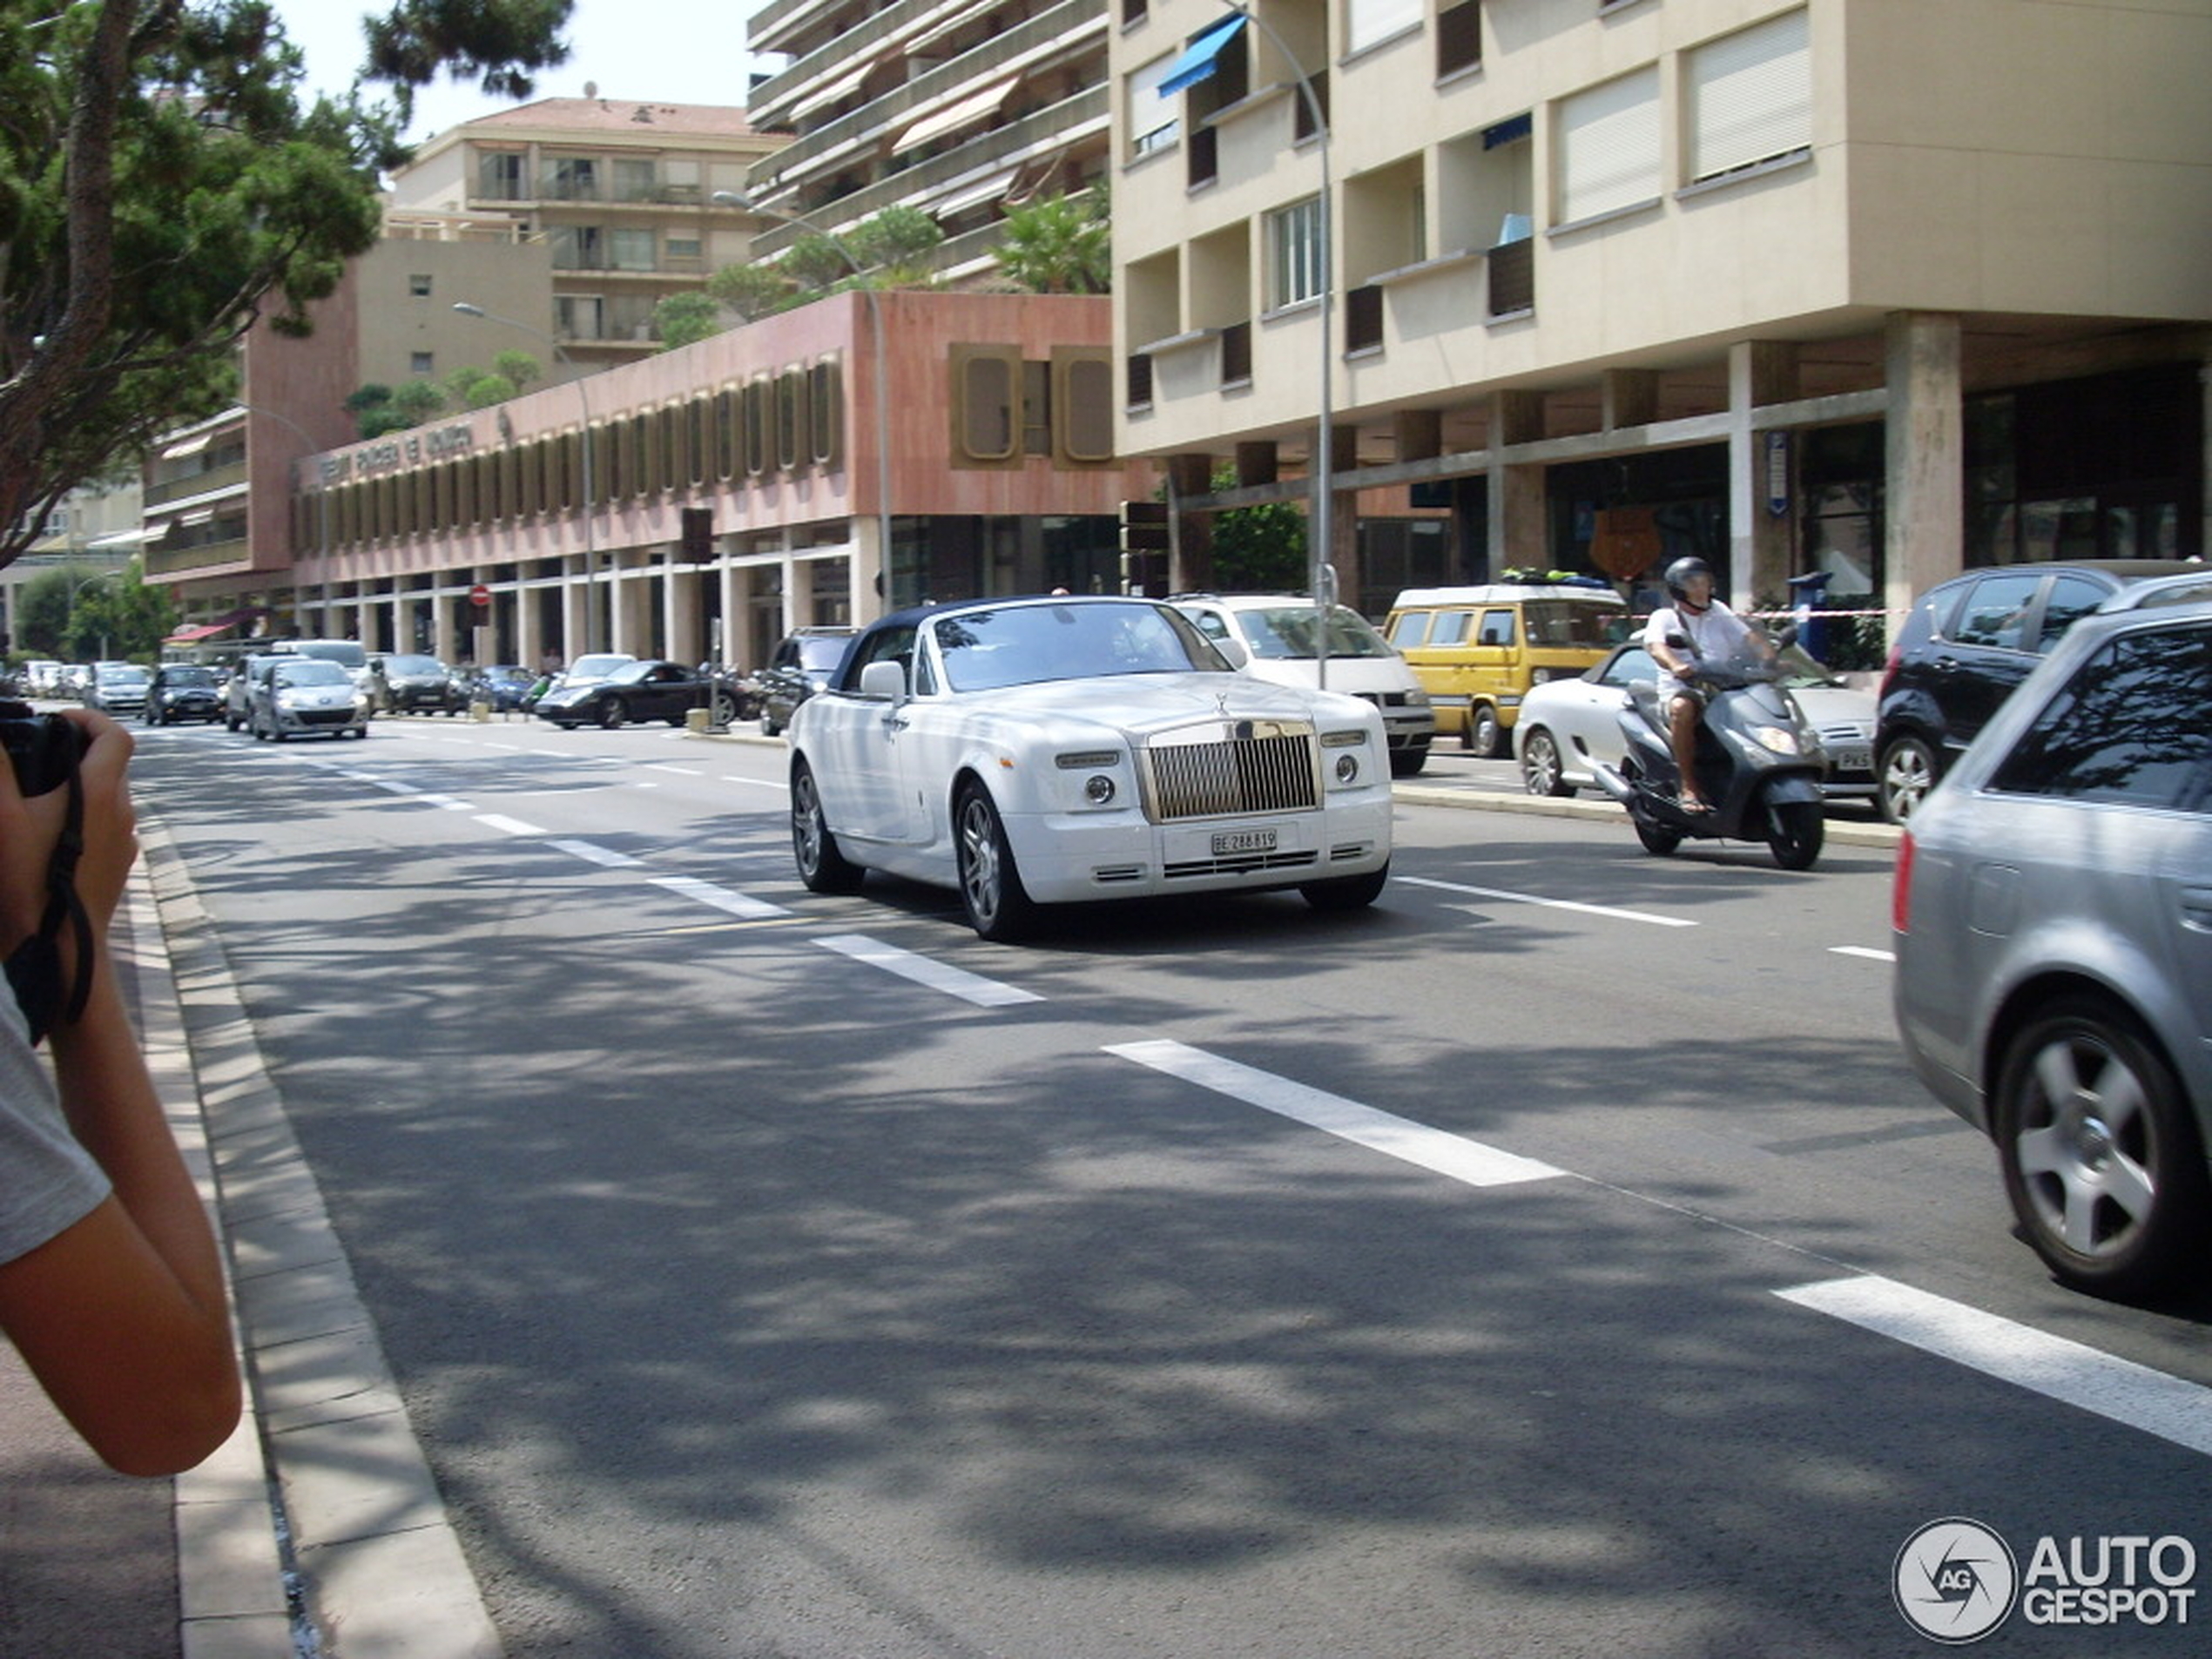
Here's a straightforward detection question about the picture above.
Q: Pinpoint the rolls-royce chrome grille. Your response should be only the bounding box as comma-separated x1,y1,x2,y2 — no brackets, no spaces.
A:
1140,721,1319,821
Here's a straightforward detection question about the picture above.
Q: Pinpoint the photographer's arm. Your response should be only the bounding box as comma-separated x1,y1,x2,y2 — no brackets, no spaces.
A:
0,713,240,1475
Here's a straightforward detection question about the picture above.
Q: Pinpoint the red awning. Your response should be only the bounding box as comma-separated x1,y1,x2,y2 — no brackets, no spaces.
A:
163,622,233,643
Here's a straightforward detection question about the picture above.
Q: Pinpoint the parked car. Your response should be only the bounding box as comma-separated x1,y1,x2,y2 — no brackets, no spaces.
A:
755,627,856,737
1516,640,1875,801
83,662,151,717
24,660,64,697
536,658,734,729
224,655,286,731
1382,582,1630,758
246,658,368,743
1892,593,2212,1298
368,653,466,715
787,595,1393,941
467,664,536,711
1171,593,1436,777
143,663,225,725
1873,559,2199,824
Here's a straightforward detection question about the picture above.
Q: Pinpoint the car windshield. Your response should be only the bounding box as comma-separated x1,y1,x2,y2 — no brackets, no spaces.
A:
98,666,150,685
274,662,350,688
164,667,217,688
934,602,1220,691
605,663,658,685
1233,604,1398,661
798,637,852,671
1525,601,1628,647
385,656,442,675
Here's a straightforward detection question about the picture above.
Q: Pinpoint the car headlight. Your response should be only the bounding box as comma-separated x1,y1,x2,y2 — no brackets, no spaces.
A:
1405,689,1432,708
1334,752,1360,784
1748,724,1801,755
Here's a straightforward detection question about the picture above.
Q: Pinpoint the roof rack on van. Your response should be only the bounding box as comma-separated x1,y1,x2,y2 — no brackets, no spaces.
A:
1389,583,1626,608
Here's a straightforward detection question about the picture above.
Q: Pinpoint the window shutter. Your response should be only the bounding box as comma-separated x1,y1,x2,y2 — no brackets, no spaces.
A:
1053,348,1116,465
1346,0,1423,57
951,343,1022,466
1689,9,1811,181
1558,66,1661,224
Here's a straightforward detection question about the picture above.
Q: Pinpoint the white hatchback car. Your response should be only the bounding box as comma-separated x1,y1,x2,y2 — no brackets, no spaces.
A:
787,596,1394,940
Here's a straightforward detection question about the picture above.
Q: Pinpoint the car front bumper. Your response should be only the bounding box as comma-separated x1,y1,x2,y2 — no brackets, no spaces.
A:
1003,793,1394,904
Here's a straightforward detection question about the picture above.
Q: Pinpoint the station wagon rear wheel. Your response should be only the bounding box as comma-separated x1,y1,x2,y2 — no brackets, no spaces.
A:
791,761,864,894
1878,734,1938,825
1994,997,2210,1298
954,786,1037,942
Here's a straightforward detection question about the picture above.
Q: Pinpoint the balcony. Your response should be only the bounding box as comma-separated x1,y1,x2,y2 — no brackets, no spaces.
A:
145,462,247,507
145,537,250,577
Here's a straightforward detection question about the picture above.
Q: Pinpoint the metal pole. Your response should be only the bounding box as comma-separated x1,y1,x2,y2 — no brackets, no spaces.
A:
453,303,599,655
713,192,893,614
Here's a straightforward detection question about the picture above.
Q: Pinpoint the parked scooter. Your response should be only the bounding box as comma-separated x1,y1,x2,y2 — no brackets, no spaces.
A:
1588,629,1828,870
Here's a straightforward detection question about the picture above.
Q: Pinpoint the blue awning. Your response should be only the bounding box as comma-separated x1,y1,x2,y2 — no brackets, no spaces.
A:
1159,14,1249,98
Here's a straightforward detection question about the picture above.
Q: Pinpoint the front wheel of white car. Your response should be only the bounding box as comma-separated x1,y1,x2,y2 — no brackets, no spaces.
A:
954,786,1037,942
1300,865,1389,912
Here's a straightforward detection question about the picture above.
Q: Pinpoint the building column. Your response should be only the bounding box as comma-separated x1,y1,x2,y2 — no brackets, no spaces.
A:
1165,453,1212,594
850,516,886,629
431,592,462,664
1728,341,1799,610
1884,313,1964,641
516,583,543,676
560,569,590,667
1487,390,1547,580
665,548,704,667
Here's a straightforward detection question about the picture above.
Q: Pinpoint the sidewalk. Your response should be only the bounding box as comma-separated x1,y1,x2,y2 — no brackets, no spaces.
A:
0,759,1897,1658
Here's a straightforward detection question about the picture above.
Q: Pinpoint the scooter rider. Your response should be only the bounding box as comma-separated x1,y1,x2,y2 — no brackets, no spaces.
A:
1643,556,1774,813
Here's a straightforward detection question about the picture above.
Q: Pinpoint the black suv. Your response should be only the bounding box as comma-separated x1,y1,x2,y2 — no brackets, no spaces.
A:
1875,559,2200,822
755,626,856,737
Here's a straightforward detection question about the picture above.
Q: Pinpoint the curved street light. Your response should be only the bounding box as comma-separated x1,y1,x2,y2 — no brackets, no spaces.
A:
452,301,600,655
712,190,895,612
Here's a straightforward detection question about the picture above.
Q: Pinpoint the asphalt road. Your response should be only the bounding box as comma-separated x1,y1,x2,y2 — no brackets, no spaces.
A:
133,715,2212,1658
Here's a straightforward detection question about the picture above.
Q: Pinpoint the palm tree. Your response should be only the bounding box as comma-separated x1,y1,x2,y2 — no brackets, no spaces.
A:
995,189,1110,294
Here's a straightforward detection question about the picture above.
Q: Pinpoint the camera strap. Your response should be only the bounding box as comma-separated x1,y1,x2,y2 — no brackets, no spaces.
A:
4,760,94,1047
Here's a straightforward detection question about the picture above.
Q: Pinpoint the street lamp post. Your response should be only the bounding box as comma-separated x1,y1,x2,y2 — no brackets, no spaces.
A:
453,301,599,655
712,191,894,614
1165,5,1333,685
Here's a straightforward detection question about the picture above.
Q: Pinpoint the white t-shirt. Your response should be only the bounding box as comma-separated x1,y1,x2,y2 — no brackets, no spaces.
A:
1643,599,1756,698
0,994,110,1266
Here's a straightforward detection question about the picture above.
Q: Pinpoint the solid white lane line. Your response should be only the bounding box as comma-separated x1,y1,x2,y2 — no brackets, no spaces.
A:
645,764,702,777
1830,946,1895,963
813,934,1042,1008
1776,1275,2212,1458
548,840,642,869
649,874,789,921
722,776,790,792
1107,1039,1567,1188
475,813,547,836
418,793,474,812
1398,874,1696,928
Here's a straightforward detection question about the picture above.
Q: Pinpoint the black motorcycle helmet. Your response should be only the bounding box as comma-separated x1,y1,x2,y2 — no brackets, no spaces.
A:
1663,556,1715,610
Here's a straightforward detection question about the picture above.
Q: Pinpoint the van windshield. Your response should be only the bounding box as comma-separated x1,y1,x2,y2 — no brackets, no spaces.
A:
1238,604,1399,661
1525,602,1628,647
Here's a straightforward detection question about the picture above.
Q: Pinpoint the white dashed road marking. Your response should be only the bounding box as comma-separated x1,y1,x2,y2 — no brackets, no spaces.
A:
1398,875,1696,928
1830,945,1895,962
813,934,1043,1008
1777,1275,2212,1458
475,813,548,836
548,840,642,869
648,874,789,921
1107,1039,1568,1188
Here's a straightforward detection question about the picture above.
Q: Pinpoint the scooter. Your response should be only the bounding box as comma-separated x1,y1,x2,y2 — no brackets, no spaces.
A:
1588,632,1828,870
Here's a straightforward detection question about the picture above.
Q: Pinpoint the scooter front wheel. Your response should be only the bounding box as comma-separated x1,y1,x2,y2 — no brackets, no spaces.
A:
1766,798,1824,870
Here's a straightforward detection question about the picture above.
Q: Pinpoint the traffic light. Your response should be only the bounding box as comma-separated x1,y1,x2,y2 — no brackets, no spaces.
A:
1120,500,1170,553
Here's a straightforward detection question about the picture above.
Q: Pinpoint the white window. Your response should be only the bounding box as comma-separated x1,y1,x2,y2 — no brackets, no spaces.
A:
1688,9,1811,182
1556,65,1661,225
1127,54,1179,158
556,295,604,340
1345,0,1423,57
1267,196,1326,308
610,227,657,271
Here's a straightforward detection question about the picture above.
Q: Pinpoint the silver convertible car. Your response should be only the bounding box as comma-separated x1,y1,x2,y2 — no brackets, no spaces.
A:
786,596,1395,940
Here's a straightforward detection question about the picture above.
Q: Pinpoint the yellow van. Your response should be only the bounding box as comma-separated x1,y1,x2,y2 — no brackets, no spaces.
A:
1382,583,1631,757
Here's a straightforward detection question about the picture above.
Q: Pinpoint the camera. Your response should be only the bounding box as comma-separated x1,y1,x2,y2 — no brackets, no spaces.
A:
0,701,91,798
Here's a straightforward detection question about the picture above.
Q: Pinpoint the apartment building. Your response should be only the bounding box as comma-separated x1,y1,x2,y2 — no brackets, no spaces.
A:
164,290,1145,670
385,98,788,362
746,0,1114,284
1114,0,2212,623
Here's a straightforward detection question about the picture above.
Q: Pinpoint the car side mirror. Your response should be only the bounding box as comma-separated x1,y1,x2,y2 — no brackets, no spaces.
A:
1212,636,1250,669
859,659,907,704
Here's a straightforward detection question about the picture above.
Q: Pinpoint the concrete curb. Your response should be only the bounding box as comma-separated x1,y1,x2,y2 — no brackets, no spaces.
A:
142,813,505,1659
